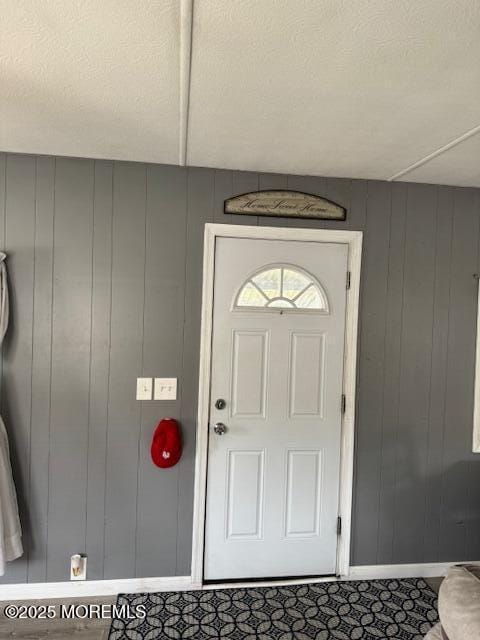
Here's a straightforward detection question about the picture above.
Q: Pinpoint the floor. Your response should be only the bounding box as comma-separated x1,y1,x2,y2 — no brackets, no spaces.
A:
0,579,443,640
426,576,443,593
0,595,116,639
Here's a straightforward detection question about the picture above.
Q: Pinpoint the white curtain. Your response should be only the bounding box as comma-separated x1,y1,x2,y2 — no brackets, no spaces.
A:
0,252,23,576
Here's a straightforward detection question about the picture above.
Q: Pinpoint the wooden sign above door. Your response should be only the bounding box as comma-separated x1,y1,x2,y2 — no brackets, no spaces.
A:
224,190,346,221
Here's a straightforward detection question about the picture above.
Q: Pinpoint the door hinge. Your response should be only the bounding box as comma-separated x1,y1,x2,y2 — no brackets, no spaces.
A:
337,516,342,536
346,271,351,290
341,394,346,414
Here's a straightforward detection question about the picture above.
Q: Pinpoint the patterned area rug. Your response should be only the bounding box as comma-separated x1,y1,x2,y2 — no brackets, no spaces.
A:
109,578,438,639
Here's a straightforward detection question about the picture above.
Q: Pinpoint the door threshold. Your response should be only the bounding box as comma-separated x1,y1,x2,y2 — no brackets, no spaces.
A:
202,573,338,590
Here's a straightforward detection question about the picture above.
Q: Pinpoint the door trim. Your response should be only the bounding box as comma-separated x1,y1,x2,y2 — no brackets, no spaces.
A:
191,224,363,586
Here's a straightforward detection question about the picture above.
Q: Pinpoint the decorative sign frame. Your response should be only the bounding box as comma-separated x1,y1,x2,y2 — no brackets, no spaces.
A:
224,190,346,221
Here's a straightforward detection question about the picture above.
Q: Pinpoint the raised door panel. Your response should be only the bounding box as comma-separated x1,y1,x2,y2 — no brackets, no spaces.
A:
231,330,268,418
226,450,265,539
289,333,326,418
285,450,323,538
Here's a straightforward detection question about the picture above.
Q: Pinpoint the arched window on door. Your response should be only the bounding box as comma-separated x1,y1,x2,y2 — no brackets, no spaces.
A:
233,264,329,312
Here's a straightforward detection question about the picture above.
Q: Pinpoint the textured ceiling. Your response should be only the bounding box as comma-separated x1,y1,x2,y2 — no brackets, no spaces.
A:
1,1,180,164
2,1,480,186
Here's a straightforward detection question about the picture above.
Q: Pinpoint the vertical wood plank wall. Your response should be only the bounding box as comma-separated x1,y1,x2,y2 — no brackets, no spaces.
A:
0,154,479,583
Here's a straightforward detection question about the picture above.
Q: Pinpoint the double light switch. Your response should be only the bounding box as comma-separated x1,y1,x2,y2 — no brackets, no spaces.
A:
136,377,177,401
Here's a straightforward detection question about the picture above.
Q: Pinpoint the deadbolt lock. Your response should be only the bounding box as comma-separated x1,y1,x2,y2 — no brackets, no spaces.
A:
215,398,226,410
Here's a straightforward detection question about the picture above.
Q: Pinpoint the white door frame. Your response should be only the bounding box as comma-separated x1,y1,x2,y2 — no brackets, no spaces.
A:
191,223,363,586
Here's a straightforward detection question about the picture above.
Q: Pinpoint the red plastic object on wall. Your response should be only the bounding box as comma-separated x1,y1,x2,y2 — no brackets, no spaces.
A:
151,418,182,468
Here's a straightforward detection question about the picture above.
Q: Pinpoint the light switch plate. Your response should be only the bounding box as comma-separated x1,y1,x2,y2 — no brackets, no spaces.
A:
154,377,177,400
136,377,152,400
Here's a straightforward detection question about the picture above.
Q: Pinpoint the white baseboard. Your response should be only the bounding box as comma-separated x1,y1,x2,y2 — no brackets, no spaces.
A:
348,561,480,581
3,561,479,601
0,576,193,601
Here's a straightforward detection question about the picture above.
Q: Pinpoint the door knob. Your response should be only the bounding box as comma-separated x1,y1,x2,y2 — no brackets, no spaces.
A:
213,422,227,435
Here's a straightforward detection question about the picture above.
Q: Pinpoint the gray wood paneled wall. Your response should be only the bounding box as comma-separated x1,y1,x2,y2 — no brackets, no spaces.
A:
0,153,479,584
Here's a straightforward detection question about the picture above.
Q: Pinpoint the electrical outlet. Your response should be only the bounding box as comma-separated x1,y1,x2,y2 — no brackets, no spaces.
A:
136,377,152,400
154,377,177,400
70,554,87,581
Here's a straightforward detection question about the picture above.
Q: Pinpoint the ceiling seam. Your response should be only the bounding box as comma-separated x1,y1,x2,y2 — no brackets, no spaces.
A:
388,123,480,181
179,0,194,166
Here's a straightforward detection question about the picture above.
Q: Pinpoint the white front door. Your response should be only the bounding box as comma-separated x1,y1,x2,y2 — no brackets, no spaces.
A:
204,237,348,580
